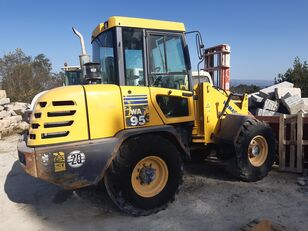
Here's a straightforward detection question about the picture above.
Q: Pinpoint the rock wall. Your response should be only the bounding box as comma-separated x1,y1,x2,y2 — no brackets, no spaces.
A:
0,90,29,139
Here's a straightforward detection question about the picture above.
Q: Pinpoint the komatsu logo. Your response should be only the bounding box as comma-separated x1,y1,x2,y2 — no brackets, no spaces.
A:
223,101,237,113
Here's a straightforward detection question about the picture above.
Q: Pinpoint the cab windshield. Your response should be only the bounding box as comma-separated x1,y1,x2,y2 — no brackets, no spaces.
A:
92,28,118,84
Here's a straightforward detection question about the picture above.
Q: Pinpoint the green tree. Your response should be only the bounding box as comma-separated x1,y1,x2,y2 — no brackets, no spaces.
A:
0,49,62,102
275,57,308,97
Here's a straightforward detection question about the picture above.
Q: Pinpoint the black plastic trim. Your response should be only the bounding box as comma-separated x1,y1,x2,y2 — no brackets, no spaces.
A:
82,86,91,140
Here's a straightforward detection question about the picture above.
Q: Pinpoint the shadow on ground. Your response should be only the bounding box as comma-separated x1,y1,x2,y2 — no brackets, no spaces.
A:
184,159,238,181
4,161,117,213
5,159,236,206
3,159,240,230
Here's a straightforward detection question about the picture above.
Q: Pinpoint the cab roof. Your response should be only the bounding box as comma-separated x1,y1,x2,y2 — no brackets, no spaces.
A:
92,16,185,40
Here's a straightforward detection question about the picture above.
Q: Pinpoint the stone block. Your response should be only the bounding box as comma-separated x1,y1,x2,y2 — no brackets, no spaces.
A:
0,90,6,99
256,108,281,116
281,94,304,114
251,93,264,103
11,102,28,115
7,110,17,116
263,99,279,112
8,115,22,125
0,119,11,131
16,121,29,132
0,98,10,106
303,98,308,111
0,110,8,119
275,87,301,99
259,81,293,98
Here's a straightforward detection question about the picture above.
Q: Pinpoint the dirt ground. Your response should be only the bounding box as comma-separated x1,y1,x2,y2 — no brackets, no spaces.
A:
1,134,308,231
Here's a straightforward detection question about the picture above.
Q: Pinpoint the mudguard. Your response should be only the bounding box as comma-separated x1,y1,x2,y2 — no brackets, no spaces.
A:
214,114,254,145
18,125,189,189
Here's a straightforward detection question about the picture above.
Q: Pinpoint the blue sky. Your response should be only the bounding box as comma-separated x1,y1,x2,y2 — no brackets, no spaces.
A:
0,0,307,81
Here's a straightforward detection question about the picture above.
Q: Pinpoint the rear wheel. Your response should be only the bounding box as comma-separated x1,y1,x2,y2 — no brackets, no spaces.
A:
104,134,183,216
229,118,276,182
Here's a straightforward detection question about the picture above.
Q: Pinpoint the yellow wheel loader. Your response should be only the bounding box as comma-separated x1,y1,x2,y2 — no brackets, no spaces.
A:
18,16,276,216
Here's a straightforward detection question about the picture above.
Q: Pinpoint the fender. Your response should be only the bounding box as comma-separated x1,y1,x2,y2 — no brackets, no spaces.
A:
18,125,188,189
95,125,190,184
214,114,255,145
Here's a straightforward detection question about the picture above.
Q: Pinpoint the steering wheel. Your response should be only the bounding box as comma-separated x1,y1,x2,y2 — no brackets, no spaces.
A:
154,66,161,73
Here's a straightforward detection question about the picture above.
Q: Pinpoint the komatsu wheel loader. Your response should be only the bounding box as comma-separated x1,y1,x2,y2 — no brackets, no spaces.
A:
18,16,276,216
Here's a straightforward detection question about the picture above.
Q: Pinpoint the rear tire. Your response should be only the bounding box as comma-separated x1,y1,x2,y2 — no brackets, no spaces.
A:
229,118,276,182
104,134,183,216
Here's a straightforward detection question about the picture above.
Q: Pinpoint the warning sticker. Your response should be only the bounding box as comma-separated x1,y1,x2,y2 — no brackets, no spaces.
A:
53,152,66,172
123,95,150,127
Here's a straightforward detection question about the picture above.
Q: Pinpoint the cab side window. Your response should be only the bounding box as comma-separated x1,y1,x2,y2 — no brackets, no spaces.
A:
123,28,145,86
148,34,188,90
92,29,118,84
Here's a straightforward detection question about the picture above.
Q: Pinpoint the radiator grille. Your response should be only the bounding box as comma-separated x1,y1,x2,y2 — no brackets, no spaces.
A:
29,100,77,141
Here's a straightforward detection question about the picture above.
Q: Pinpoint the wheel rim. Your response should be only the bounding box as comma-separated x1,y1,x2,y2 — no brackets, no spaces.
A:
248,135,268,167
131,156,168,198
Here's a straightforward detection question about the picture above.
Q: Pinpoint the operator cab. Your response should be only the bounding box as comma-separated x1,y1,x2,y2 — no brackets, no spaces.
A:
91,16,192,91
61,65,82,86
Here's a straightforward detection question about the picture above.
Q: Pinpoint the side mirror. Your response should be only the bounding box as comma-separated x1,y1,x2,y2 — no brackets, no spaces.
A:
184,45,191,71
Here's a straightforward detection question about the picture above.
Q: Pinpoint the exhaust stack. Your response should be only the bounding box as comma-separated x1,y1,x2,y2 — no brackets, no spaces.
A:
72,27,90,79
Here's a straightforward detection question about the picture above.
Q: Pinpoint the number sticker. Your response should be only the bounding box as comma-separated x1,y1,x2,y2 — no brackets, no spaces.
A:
123,95,150,127
67,150,85,168
129,115,146,126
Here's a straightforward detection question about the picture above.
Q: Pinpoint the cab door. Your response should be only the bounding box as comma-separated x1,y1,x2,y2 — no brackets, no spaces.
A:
147,32,194,124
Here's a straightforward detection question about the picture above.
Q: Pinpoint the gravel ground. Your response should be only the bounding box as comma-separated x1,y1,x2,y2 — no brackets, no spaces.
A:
1,134,308,231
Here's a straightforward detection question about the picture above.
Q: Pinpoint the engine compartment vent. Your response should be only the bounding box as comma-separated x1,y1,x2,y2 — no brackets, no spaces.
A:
41,131,70,139
39,102,47,107
34,113,41,118
52,101,75,106
44,121,74,128
47,110,76,117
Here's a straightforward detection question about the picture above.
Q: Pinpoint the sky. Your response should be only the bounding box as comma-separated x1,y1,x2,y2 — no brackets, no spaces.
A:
0,0,308,82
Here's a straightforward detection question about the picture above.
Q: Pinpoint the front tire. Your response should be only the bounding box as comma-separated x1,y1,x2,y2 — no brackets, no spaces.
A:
104,134,183,216
230,118,276,182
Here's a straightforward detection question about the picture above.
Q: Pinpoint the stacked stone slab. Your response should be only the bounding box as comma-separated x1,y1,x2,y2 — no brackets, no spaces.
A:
0,90,30,139
248,81,308,116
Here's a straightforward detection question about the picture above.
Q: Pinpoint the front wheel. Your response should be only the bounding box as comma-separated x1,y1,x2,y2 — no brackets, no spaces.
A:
229,118,276,182
104,134,183,216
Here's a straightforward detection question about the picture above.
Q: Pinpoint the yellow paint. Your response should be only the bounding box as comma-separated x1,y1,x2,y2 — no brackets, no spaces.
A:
192,82,248,144
92,16,185,40
121,86,163,128
149,87,195,124
26,69,248,151
27,86,89,146
53,152,66,172
84,84,124,139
